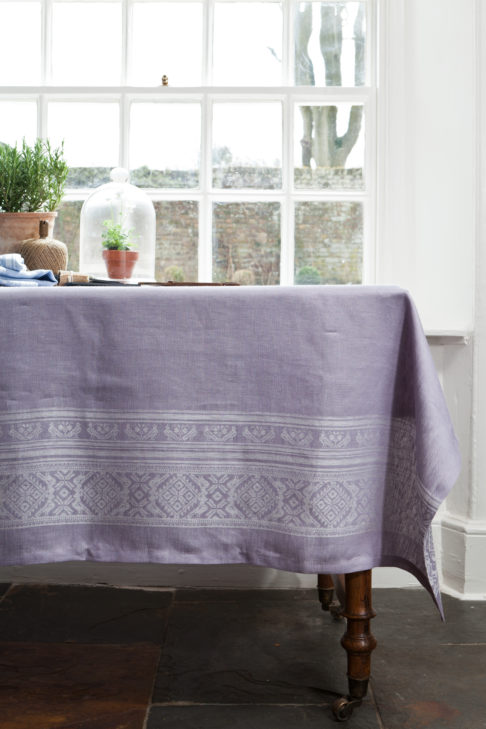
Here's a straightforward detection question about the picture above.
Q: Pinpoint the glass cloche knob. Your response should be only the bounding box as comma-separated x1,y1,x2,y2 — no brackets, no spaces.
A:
110,167,130,184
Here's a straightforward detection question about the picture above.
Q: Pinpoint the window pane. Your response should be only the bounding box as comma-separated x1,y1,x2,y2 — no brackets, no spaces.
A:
130,103,200,188
294,104,364,190
55,200,83,272
0,2,41,85
294,201,362,284
213,202,280,285
52,2,122,85
294,2,366,86
154,201,198,281
0,102,37,147
213,2,282,86
212,103,282,189
130,2,202,86
48,102,120,188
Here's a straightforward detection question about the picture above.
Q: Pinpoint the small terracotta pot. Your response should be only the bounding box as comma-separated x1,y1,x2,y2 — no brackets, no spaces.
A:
102,249,139,280
0,212,58,254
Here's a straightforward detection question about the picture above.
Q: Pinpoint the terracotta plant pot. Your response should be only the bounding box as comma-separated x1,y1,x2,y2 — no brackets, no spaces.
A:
102,249,139,280
0,212,58,254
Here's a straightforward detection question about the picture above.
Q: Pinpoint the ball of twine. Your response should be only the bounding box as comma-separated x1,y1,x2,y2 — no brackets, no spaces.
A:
20,238,68,276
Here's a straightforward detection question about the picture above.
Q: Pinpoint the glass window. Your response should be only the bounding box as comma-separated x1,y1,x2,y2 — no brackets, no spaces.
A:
294,2,366,86
294,201,363,284
130,2,203,86
213,202,281,285
2,0,373,286
213,2,283,86
51,2,122,85
130,103,201,189
212,103,282,189
0,102,38,147
48,102,120,187
56,200,83,271
0,2,41,85
294,103,364,190
154,201,199,281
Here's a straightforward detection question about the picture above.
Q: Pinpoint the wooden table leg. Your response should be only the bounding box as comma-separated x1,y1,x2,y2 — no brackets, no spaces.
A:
332,569,377,722
317,573,334,610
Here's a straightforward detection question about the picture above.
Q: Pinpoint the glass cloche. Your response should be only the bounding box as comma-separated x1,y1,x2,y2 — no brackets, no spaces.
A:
80,168,155,281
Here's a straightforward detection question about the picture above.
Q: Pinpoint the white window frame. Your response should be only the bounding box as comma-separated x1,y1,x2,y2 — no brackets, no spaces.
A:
0,0,377,284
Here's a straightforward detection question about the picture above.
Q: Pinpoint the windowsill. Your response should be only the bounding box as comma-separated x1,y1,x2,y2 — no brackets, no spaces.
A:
425,332,471,345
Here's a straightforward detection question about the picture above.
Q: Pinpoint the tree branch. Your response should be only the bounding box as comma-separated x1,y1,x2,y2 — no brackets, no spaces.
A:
320,4,343,86
333,105,363,167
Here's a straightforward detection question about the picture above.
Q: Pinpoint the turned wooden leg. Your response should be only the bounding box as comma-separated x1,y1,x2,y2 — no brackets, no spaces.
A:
332,569,377,722
342,569,376,698
317,573,334,610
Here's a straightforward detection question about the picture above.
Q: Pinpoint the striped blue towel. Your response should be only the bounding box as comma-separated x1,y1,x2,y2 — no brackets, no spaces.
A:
0,254,57,287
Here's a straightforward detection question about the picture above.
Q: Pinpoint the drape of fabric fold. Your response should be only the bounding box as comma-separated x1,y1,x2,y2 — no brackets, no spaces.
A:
0,286,460,613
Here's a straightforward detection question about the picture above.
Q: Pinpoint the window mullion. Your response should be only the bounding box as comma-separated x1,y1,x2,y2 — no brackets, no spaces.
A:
120,0,129,169
199,93,213,281
284,0,294,87
42,0,52,85
362,94,376,284
198,0,214,281
203,0,214,86
122,0,129,86
120,93,129,169
280,92,294,285
39,93,47,139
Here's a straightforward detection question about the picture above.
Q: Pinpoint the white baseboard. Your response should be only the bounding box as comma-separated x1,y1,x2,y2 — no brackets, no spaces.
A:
0,563,420,590
440,513,486,599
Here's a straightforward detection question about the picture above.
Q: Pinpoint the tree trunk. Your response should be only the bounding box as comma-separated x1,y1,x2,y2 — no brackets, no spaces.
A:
320,4,343,87
296,3,365,170
300,106,314,167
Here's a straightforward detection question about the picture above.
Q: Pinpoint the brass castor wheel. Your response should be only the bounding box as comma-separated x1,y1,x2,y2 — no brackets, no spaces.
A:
329,600,344,620
332,696,362,722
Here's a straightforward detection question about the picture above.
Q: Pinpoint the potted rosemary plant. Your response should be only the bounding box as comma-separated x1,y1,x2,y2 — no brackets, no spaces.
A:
0,138,68,253
101,218,139,280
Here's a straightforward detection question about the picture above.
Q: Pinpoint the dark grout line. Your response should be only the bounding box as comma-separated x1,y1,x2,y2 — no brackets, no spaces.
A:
149,702,333,707
0,583,14,604
439,642,486,646
369,680,387,729
144,589,176,729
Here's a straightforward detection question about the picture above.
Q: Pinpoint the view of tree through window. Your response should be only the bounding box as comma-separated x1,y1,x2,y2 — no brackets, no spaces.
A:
0,0,373,285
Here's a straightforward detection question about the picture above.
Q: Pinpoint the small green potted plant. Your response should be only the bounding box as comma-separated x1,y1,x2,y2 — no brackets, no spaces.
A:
101,217,139,280
0,138,68,253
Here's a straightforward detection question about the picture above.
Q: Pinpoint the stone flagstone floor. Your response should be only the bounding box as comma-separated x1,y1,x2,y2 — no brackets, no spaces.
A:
0,583,484,728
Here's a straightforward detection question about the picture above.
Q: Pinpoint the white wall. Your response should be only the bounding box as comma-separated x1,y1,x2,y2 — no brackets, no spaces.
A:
438,0,486,599
377,0,485,599
377,0,476,333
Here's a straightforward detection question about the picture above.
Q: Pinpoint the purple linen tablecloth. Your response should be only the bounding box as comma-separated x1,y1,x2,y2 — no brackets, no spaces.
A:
0,285,460,611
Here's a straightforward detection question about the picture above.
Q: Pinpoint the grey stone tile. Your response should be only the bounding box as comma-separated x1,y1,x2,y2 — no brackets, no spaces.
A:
174,588,317,604
0,584,173,644
371,642,486,729
147,704,381,729
367,590,486,727
154,592,351,704
373,588,486,646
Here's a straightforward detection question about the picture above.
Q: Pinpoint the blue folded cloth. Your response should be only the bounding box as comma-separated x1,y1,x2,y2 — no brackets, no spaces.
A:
0,253,57,287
